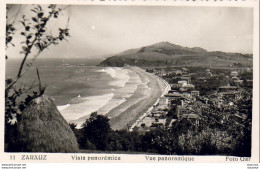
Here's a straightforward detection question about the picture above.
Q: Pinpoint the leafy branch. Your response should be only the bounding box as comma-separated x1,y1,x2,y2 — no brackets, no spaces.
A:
5,4,70,127
6,5,70,90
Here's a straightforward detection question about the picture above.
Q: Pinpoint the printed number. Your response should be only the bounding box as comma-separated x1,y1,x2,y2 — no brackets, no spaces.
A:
10,155,15,160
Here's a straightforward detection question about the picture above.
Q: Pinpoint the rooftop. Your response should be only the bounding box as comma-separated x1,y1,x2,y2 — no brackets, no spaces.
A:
182,113,200,119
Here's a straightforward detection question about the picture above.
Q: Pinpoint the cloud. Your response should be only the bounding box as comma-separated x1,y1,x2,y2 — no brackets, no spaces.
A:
6,5,253,59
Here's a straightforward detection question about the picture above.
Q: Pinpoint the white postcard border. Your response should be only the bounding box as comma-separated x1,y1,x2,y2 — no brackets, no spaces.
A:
0,0,259,163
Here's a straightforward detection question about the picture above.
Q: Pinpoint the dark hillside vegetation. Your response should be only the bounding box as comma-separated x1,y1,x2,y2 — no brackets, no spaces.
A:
71,97,252,157
99,42,252,67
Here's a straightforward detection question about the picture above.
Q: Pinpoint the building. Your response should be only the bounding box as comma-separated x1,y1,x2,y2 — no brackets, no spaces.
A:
182,92,191,98
171,84,179,90
139,117,153,126
246,67,252,72
175,70,182,75
181,76,191,84
246,80,253,87
151,113,161,118
168,89,177,93
199,77,207,80
218,91,242,100
136,124,149,135
206,72,213,76
178,80,188,87
231,70,239,77
218,84,238,92
182,68,188,73
150,121,165,130
234,79,244,85
165,92,183,102
211,98,224,108
205,69,213,76
198,96,209,104
181,113,200,119
181,113,200,125
191,90,200,98
182,84,195,90
169,119,177,127
232,76,239,80
156,105,168,112
176,105,191,118
159,97,168,106
153,118,167,126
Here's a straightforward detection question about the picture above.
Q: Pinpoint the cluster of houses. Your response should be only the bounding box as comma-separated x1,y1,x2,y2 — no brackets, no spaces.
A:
133,67,252,134
132,93,170,134
133,68,201,134
165,72,201,126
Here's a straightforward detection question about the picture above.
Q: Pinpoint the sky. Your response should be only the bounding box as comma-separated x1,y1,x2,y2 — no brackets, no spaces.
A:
6,5,254,60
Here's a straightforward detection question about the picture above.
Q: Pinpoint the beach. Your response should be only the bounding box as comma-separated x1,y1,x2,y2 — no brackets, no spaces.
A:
108,66,167,130
12,63,169,129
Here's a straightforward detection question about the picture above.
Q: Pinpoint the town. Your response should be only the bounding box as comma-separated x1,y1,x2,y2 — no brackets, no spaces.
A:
131,66,253,135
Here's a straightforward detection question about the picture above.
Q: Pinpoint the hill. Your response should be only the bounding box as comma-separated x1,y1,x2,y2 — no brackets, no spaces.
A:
98,42,253,67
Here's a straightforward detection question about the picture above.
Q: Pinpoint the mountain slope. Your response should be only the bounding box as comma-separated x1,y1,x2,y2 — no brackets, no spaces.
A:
99,42,253,67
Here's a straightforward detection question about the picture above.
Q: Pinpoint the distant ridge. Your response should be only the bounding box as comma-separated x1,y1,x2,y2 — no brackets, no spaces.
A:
99,42,252,67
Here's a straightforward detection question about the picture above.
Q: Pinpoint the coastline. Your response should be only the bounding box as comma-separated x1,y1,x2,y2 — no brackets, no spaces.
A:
108,66,168,130
55,65,169,130
128,73,171,131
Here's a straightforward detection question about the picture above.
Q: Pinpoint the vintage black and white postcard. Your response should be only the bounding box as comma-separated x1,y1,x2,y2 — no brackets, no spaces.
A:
0,0,259,164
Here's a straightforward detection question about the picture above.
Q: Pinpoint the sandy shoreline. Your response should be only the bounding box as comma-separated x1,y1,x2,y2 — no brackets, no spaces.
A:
108,66,167,130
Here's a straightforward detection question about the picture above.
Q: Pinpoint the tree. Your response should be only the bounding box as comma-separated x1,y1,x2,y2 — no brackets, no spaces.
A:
142,129,176,154
5,4,70,151
82,112,111,150
69,123,77,131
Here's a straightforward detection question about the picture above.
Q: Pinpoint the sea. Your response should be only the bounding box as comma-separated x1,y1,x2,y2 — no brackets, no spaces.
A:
5,58,147,127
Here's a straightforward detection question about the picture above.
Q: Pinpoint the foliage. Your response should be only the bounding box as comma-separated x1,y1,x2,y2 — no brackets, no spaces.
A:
5,4,70,152
4,122,19,152
69,123,77,131
6,5,70,89
240,71,253,80
80,112,111,150
191,70,229,95
73,94,252,156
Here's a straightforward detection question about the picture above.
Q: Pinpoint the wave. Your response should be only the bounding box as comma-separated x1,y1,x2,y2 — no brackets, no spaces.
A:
97,67,116,78
107,82,152,118
57,104,71,111
59,93,114,125
57,67,153,128
97,98,126,115
97,67,130,88
97,68,143,116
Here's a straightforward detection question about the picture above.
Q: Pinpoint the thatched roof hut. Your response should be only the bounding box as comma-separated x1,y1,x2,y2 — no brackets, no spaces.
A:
17,96,79,152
